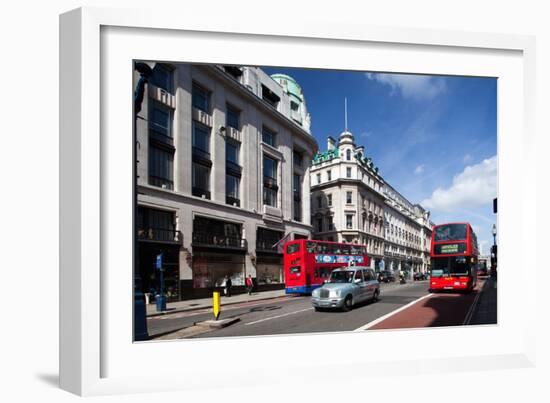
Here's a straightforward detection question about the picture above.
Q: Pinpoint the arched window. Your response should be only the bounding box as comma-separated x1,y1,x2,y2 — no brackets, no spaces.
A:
346,149,351,161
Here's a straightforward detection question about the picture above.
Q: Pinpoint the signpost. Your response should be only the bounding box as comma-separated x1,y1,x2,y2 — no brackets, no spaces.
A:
155,253,166,312
213,291,221,320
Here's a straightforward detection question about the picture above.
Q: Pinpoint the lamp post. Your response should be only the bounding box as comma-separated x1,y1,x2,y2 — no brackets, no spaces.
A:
134,62,153,341
491,224,497,277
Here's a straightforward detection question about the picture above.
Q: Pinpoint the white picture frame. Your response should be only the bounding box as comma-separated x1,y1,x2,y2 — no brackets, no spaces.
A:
60,7,537,396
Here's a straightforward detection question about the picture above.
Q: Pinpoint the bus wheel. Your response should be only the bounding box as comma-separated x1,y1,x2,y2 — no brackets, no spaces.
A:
342,295,353,311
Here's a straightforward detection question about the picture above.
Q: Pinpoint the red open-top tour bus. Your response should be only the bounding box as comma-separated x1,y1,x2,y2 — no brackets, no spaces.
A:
283,239,370,294
430,222,479,292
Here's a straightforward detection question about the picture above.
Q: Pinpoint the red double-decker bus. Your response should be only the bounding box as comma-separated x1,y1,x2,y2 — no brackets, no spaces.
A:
283,239,370,294
430,222,479,293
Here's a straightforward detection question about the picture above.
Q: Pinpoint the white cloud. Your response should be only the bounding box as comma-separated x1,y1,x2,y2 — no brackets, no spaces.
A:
421,156,497,212
414,164,425,175
366,72,446,100
463,154,473,163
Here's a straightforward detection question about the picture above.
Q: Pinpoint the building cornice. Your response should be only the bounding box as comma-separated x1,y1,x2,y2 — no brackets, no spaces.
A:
204,65,318,152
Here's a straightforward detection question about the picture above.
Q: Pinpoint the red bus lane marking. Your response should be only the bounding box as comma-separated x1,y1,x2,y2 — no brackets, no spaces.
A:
359,280,485,330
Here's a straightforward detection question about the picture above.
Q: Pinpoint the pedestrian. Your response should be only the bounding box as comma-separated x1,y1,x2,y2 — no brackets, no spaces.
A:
224,275,232,297
245,274,253,295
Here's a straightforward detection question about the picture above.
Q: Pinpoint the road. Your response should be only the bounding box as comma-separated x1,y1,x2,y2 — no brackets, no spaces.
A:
148,277,493,340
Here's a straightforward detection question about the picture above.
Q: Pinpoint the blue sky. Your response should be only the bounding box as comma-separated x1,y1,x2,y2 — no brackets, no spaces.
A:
263,67,497,255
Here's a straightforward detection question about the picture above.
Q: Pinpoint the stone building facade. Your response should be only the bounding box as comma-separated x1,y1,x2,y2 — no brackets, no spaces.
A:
310,130,387,269
135,63,317,300
311,130,434,275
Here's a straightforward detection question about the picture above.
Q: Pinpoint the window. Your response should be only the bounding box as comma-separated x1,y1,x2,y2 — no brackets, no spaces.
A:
192,82,210,113
262,126,276,147
263,155,278,207
150,64,173,93
327,216,334,231
327,170,332,181
290,101,299,111
346,167,352,178
192,121,210,156
149,102,172,143
346,215,353,229
317,196,322,208
346,149,351,161
262,85,280,108
226,174,240,206
354,270,363,282
317,218,323,232
192,162,210,198
293,150,303,167
226,140,239,165
226,104,240,130
346,191,353,204
293,174,302,221
316,173,321,184
149,145,174,189
327,194,332,206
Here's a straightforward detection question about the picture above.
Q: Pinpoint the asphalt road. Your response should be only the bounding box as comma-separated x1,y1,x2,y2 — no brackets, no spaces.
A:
148,281,431,339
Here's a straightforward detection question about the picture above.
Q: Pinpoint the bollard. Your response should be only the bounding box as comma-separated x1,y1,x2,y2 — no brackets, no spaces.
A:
213,291,221,320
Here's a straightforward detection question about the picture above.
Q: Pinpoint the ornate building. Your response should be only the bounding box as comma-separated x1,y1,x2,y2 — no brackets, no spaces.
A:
311,127,434,275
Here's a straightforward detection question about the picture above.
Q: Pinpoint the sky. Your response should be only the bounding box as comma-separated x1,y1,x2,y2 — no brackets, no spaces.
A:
263,66,497,256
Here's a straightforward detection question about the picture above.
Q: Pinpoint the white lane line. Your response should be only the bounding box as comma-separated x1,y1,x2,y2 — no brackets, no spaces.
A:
353,293,433,331
245,307,314,326
463,286,483,325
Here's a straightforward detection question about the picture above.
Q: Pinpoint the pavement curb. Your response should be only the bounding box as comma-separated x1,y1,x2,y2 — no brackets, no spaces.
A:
146,293,294,318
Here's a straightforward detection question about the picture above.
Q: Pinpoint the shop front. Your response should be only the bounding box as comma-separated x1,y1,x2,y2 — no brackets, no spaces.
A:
137,206,182,301
255,227,285,291
191,216,247,297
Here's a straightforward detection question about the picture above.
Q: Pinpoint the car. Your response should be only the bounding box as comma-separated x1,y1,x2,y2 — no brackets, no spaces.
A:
377,270,396,283
413,272,427,281
311,266,380,311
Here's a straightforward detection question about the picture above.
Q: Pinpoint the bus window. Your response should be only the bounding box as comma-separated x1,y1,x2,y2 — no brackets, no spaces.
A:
314,268,319,278
289,266,301,274
286,243,300,254
306,242,316,253
341,245,351,255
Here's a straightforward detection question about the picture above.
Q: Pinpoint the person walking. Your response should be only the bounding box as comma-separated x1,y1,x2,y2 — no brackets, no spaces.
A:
224,275,232,297
245,274,253,295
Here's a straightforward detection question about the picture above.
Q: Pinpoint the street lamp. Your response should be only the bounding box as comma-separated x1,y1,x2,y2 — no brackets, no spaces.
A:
133,62,153,341
491,224,497,277
491,224,497,246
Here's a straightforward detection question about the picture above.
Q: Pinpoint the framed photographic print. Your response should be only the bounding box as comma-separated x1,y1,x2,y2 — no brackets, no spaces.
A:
60,6,536,396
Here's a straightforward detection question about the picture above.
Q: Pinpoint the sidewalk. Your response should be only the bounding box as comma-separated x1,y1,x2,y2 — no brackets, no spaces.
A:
146,280,428,317
469,275,497,325
146,289,288,317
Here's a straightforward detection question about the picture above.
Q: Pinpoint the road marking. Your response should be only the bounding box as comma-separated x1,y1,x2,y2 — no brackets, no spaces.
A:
245,307,313,326
353,293,433,331
463,285,483,325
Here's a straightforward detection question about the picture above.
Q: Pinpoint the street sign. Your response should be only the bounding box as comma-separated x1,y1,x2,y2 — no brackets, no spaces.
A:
213,291,221,320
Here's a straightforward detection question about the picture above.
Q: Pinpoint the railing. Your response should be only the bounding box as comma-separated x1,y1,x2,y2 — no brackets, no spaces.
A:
137,227,182,244
256,240,282,254
149,176,174,190
192,233,247,250
226,196,240,207
192,187,211,199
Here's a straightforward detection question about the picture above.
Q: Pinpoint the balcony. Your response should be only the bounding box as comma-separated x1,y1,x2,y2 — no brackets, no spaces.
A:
137,227,182,244
192,233,247,250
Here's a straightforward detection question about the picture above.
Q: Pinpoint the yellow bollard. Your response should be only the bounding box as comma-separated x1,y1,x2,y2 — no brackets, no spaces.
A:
213,291,221,320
